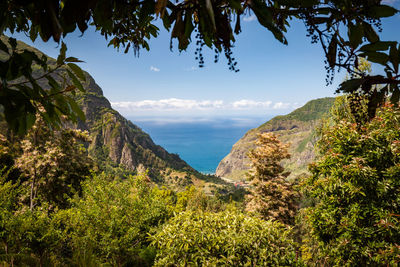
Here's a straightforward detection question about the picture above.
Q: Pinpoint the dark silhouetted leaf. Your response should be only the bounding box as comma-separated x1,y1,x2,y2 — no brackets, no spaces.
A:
338,78,364,93
65,57,84,63
389,44,399,73
363,23,379,43
359,51,389,65
359,41,395,52
368,5,398,18
250,0,287,44
57,42,67,65
391,85,400,105
327,35,337,68
348,22,363,49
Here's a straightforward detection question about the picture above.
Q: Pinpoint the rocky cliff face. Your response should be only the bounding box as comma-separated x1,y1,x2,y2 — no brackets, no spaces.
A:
1,37,234,192
74,71,196,181
6,37,200,184
216,98,335,181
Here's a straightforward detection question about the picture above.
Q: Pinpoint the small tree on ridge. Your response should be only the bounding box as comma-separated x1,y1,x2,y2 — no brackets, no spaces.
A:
245,132,299,225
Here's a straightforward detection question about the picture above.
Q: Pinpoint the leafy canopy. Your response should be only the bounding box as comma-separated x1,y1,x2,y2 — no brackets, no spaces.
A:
1,0,399,133
302,97,400,265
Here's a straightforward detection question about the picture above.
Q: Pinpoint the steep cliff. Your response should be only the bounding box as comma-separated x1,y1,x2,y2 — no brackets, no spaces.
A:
216,97,335,180
3,37,222,188
74,73,196,183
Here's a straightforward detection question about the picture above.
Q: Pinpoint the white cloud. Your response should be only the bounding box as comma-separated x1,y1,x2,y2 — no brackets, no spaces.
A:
231,99,272,109
243,15,257,22
272,102,290,109
111,98,301,113
150,66,160,72
112,98,224,111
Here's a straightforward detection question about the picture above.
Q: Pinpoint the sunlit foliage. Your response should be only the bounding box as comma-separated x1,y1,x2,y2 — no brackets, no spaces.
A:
302,98,400,265
152,209,298,266
246,132,300,224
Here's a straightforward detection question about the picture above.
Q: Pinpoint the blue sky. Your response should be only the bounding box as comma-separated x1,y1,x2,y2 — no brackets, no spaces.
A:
11,1,400,118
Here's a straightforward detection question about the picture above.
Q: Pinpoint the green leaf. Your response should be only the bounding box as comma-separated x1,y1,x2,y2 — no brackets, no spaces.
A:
390,85,399,106
250,0,287,44
348,22,363,49
29,26,39,42
327,35,338,68
337,78,364,93
205,0,216,31
66,69,85,92
234,13,241,34
184,12,194,41
65,57,84,63
162,12,172,30
227,0,242,11
359,41,395,52
363,23,379,43
67,63,86,81
0,39,9,54
8,38,17,49
359,51,389,65
368,5,398,18
124,43,131,54
57,42,67,65
67,96,85,121
46,75,62,94
389,44,399,73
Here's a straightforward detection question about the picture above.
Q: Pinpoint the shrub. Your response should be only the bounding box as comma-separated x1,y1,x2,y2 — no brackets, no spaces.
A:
302,102,400,265
151,209,298,266
54,173,174,266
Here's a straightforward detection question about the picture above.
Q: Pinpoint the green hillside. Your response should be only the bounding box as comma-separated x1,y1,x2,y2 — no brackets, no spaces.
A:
0,36,228,192
216,97,335,181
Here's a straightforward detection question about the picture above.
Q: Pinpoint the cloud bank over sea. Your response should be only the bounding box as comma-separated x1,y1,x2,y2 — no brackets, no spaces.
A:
111,98,302,116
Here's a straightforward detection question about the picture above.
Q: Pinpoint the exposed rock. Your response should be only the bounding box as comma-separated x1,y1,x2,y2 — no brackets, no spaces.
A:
74,72,195,178
216,97,335,181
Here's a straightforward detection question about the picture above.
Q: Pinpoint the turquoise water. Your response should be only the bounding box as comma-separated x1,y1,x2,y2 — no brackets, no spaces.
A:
129,117,270,173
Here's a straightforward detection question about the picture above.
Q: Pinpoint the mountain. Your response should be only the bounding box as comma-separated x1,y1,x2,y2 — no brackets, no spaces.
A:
2,36,226,190
75,72,196,184
216,97,336,180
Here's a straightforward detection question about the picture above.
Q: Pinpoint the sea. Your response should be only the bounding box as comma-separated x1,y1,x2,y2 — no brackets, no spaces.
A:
128,116,272,174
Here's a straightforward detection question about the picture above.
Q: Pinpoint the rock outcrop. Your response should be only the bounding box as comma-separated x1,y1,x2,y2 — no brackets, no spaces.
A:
216,97,335,180
74,71,196,180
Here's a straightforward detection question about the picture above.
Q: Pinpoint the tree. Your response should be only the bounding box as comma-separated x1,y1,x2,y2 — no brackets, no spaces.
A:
301,98,400,265
245,132,299,225
15,116,93,210
0,1,399,133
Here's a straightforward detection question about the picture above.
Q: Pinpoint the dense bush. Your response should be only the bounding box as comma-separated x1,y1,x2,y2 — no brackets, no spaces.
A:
302,101,400,265
0,170,60,266
151,209,298,266
54,173,175,266
174,185,228,213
